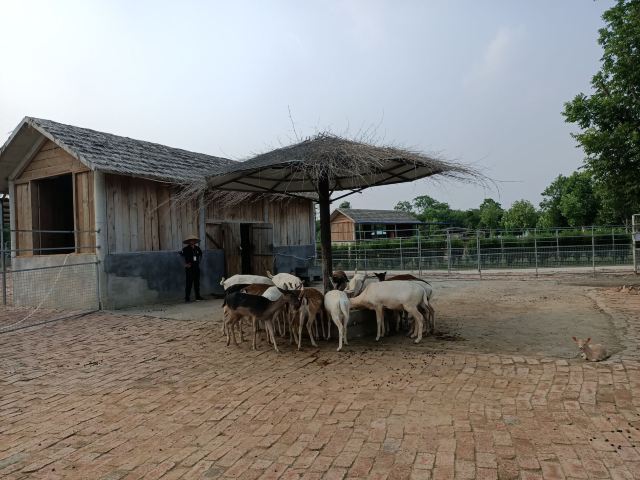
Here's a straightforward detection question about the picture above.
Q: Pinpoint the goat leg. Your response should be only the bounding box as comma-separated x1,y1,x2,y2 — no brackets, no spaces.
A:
406,306,424,343
252,316,259,350
375,306,384,341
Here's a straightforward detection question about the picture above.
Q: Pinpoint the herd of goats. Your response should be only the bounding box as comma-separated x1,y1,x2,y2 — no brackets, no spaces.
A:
220,270,435,353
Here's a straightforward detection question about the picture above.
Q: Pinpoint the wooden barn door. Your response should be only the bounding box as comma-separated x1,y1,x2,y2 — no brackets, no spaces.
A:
250,223,273,276
206,222,242,277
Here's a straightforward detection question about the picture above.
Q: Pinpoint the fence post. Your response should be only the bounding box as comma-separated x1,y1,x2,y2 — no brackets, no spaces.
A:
399,237,404,271
556,229,560,260
612,228,615,262
592,225,596,277
534,228,539,278
447,231,452,275
95,259,102,310
364,242,368,272
1,208,5,306
417,227,422,276
477,230,482,279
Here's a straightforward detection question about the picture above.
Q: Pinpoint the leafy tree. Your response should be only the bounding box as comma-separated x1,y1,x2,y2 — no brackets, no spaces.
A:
412,195,452,224
558,172,598,226
478,199,504,230
538,175,569,228
502,200,538,230
338,201,351,209
538,171,598,227
394,201,414,213
562,0,640,223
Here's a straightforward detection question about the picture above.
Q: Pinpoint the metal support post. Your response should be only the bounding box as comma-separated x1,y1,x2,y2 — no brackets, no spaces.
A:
477,230,482,279
399,237,404,271
417,228,422,276
1,199,5,306
534,228,539,278
591,226,596,277
447,231,452,275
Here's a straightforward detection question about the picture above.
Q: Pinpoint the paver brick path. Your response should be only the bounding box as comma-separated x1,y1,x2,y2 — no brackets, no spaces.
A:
1,287,640,480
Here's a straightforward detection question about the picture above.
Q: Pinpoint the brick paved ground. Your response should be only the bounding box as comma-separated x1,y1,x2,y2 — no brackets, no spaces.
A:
1,286,640,480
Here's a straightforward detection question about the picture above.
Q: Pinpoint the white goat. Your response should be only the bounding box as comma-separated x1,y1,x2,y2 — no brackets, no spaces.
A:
221,275,273,290
350,281,431,343
406,280,435,337
344,271,379,297
266,271,303,290
324,290,350,351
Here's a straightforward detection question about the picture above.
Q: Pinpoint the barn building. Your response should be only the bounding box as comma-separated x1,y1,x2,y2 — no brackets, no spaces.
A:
330,208,421,242
0,117,315,309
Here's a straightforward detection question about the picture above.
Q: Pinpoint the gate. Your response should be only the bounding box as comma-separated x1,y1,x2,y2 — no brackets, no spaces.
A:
0,228,100,333
250,223,274,275
206,222,274,276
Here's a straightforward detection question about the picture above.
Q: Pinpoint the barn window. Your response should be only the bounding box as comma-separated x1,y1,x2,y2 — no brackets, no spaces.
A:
32,174,75,254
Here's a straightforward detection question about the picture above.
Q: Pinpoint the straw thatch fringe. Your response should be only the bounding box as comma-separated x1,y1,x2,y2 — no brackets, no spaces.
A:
178,132,485,206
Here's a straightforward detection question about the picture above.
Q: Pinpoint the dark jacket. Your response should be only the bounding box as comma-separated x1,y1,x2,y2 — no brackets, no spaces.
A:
180,245,202,266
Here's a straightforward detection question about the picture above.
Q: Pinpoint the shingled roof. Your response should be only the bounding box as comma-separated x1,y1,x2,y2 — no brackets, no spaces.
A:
332,208,421,224
0,117,235,189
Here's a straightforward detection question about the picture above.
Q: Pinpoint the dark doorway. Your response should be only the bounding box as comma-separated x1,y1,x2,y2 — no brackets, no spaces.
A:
32,174,75,255
240,223,252,274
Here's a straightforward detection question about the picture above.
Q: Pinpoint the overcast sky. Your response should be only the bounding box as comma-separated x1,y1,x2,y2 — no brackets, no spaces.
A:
0,0,612,211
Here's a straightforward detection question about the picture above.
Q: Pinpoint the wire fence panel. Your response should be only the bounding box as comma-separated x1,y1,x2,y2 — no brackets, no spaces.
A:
0,229,100,331
10,262,99,311
322,225,637,275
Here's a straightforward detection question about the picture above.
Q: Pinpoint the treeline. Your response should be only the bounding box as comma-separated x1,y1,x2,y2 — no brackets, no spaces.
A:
389,170,629,231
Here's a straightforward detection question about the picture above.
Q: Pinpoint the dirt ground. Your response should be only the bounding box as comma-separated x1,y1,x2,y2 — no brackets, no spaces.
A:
117,275,636,360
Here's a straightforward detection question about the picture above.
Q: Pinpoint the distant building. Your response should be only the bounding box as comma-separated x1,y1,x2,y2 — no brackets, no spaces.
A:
330,208,422,242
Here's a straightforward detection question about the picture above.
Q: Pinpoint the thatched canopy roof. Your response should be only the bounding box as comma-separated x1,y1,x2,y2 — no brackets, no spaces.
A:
203,134,478,196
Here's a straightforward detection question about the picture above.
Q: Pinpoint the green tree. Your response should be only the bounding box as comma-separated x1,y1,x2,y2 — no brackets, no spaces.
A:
502,200,538,230
394,201,414,213
538,175,569,228
558,172,598,226
562,0,640,223
412,195,452,224
338,201,351,209
478,199,504,230
538,171,598,227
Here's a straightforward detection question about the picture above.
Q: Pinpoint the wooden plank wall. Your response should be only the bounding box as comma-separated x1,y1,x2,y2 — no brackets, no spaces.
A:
75,171,95,253
330,212,355,242
13,140,95,256
14,183,32,255
207,197,314,246
105,174,199,253
17,140,89,181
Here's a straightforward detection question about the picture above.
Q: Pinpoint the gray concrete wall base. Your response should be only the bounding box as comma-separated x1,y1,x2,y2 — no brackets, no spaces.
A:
273,244,315,274
103,250,224,309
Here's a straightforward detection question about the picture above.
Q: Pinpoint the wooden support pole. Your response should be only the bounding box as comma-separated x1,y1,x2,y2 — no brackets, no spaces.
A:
318,174,333,292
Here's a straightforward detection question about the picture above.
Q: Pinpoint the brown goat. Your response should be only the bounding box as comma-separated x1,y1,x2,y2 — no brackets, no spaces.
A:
296,287,325,350
385,274,430,285
331,270,349,291
241,283,272,295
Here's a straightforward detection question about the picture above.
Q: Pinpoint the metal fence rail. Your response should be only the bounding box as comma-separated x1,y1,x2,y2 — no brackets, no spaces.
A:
321,225,638,276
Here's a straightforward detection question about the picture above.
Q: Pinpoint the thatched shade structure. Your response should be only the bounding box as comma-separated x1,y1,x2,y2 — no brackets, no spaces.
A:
205,134,477,290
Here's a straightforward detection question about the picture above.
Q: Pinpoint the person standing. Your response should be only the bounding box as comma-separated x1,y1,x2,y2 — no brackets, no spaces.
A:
181,234,203,302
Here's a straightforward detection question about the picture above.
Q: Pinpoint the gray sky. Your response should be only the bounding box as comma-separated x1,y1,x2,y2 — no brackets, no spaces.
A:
0,0,612,211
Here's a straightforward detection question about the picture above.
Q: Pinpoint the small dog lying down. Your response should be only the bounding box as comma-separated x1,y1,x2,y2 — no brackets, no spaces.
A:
572,337,609,362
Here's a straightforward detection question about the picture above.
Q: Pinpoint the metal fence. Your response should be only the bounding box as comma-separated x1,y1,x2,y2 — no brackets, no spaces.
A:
324,225,639,276
0,229,100,333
